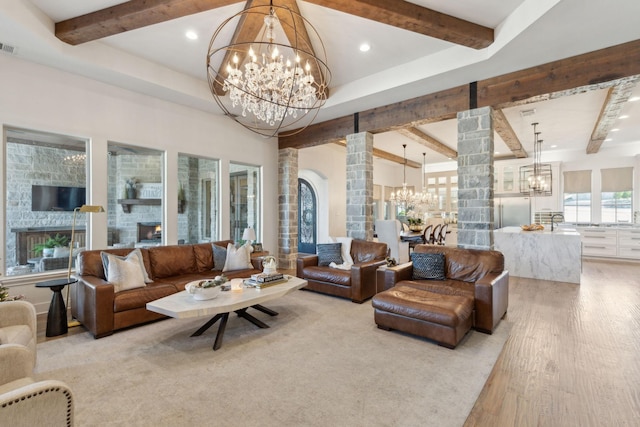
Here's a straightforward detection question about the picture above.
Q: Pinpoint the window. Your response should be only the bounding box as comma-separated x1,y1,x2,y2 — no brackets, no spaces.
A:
601,167,633,223
229,163,261,242
563,170,592,223
4,127,88,276
107,142,164,248
177,154,220,243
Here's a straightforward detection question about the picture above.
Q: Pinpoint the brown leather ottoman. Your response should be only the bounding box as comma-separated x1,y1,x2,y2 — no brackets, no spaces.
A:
372,285,474,348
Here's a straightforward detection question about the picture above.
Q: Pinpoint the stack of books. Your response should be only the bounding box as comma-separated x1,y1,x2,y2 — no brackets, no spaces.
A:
244,272,288,289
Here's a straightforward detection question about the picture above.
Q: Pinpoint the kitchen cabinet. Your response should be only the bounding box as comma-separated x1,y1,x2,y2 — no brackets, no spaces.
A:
578,227,640,260
580,228,617,257
617,229,640,259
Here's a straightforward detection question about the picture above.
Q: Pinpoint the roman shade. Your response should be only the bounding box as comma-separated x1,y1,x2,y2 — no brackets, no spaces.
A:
601,167,633,192
563,170,591,193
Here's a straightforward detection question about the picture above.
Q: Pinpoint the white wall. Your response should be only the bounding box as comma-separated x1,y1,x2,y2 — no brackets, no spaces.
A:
0,55,278,313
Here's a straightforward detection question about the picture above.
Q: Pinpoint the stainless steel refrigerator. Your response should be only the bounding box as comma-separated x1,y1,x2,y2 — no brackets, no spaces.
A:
494,196,531,228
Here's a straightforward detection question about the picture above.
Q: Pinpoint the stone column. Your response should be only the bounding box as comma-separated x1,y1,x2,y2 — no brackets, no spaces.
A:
346,132,374,240
278,148,298,269
457,107,494,249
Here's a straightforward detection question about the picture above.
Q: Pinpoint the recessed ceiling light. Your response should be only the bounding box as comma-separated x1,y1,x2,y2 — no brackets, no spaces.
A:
629,96,640,102
619,115,629,119
359,43,370,52
550,145,557,148
611,128,620,132
605,138,613,142
494,151,500,154
185,30,198,40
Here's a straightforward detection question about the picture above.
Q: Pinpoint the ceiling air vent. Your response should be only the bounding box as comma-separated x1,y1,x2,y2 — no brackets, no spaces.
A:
520,108,536,117
0,42,18,55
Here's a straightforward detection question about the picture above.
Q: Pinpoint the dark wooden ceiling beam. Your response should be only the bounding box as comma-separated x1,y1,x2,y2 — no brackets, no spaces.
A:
279,85,467,149
334,140,421,168
477,39,640,108
304,0,494,49
55,0,493,49
56,0,239,45
586,77,639,154
279,39,640,148
396,128,458,159
493,109,527,158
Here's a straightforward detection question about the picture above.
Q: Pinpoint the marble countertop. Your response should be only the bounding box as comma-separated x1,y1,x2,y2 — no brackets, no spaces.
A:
495,226,580,236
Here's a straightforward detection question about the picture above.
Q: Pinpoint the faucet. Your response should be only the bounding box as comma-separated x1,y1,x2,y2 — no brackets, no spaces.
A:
551,213,564,231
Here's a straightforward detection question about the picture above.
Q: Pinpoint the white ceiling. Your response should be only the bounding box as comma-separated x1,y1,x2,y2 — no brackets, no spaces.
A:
2,0,640,165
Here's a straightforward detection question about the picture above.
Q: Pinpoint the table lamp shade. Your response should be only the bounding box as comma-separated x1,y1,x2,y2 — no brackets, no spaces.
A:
242,227,256,242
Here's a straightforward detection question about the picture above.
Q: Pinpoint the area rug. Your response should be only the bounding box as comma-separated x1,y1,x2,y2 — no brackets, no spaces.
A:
36,290,511,427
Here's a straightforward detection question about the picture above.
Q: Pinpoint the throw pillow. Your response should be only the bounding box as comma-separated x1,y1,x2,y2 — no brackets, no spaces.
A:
317,243,343,266
222,243,253,272
411,252,446,281
212,243,227,270
333,237,354,265
101,249,151,283
106,255,147,293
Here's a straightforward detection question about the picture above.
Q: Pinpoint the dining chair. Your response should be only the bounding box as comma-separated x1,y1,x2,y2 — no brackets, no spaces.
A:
430,224,442,245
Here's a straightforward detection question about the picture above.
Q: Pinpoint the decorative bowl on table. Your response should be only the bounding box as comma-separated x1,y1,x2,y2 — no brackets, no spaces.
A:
185,276,228,300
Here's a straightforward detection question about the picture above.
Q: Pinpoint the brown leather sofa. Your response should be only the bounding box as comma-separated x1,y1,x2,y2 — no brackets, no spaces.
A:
377,245,509,335
72,241,263,338
296,239,388,303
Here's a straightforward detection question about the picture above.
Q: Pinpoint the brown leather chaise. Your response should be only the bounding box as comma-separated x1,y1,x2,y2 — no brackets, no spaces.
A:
374,245,509,347
296,239,388,303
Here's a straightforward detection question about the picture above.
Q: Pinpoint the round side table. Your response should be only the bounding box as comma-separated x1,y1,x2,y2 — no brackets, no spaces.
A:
35,278,78,337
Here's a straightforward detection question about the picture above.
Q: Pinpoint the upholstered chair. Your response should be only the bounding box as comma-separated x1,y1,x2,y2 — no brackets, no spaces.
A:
375,220,410,264
0,300,37,368
0,344,75,426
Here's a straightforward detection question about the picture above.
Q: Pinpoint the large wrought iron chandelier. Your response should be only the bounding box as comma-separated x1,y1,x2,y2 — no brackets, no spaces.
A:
520,122,552,195
390,144,415,207
207,1,330,138
412,152,438,209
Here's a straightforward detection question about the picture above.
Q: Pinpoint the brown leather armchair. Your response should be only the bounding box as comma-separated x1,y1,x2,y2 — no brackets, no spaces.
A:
379,245,509,333
296,239,388,303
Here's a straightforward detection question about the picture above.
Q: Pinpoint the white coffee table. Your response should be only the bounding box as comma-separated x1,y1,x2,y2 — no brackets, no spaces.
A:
146,276,307,350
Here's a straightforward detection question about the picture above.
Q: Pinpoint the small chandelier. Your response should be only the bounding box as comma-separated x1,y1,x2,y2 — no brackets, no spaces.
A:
412,152,438,210
520,122,552,195
207,1,330,138
390,144,415,207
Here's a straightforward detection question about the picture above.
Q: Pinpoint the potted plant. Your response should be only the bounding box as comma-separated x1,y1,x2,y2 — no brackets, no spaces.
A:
0,284,24,302
125,178,138,199
33,234,69,257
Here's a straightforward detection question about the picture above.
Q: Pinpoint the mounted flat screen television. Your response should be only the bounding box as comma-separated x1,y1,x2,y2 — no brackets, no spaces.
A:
31,185,86,212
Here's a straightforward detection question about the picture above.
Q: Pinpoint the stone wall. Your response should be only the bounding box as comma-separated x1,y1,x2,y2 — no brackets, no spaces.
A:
5,139,86,267
278,148,298,269
456,107,494,249
346,132,374,240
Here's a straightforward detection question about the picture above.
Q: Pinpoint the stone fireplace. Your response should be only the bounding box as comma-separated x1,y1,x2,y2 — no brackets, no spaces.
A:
137,222,161,243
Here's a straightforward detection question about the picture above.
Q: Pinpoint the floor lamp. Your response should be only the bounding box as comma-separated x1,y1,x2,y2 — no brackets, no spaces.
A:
66,204,105,327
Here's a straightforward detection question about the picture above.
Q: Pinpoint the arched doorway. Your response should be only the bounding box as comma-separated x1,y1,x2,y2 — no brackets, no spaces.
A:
298,178,317,254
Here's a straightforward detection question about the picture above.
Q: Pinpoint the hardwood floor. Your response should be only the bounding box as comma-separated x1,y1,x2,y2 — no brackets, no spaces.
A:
38,260,640,425
465,259,640,426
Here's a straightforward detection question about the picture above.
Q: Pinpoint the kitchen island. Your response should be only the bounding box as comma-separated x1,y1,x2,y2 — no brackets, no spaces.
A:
494,226,581,284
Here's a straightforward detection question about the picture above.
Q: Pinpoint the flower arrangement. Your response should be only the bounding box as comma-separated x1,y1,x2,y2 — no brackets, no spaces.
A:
406,210,423,226
0,284,25,302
